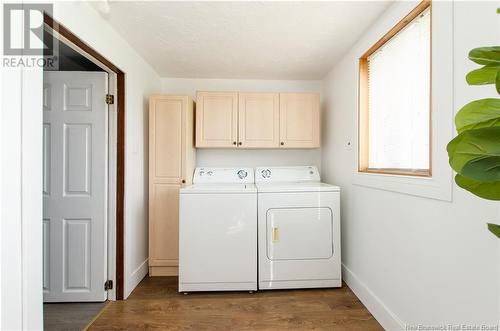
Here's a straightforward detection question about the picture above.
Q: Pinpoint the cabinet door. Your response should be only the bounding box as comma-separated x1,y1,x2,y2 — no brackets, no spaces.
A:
196,92,238,148
149,183,180,275
279,93,320,148
149,96,185,184
149,95,194,276
238,93,279,148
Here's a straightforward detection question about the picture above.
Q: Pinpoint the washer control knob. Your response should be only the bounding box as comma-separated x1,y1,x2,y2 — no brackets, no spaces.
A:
237,170,248,179
261,169,271,179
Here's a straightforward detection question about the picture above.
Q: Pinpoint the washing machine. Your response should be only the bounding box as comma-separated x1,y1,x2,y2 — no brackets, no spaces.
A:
255,166,341,290
179,167,257,292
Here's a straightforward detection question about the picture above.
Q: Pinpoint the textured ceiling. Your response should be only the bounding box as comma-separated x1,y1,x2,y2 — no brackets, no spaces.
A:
100,1,391,79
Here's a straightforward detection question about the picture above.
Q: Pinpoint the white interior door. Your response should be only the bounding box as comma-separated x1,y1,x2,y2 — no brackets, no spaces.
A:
43,71,108,302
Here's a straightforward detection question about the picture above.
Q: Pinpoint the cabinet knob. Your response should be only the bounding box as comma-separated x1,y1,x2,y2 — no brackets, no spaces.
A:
233,141,236,145
280,142,284,146
182,179,186,184
238,142,242,146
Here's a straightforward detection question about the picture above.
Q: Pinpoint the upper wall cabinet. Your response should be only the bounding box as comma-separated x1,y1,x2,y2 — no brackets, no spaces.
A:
239,92,280,148
195,91,320,149
196,91,238,148
279,93,320,148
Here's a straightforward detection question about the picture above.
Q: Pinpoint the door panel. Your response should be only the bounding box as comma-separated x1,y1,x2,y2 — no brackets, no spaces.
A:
43,219,50,293
43,83,52,111
149,184,180,266
266,207,333,260
63,84,92,111
43,124,51,196
63,218,91,291
238,93,279,148
196,92,238,148
279,93,320,148
64,124,92,196
150,98,183,181
43,71,108,302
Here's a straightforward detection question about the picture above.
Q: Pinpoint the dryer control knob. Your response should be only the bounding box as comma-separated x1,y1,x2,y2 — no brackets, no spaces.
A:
261,169,271,179
237,170,248,179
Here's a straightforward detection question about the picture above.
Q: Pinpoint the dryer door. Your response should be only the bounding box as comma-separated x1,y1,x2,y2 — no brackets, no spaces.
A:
266,207,333,260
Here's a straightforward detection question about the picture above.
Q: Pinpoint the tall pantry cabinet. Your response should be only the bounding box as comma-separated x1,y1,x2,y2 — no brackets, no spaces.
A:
148,95,195,276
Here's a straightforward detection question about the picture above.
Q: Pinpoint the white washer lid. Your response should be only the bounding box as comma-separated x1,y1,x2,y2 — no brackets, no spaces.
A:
180,183,257,194
256,182,340,193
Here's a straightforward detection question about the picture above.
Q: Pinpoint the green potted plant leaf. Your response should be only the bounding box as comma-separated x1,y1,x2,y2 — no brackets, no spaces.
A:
446,12,500,238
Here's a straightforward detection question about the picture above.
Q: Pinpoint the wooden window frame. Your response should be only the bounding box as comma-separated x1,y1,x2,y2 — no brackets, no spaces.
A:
358,0,432,178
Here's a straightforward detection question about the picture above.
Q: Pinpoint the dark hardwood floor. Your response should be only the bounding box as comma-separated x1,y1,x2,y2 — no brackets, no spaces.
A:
88,276,382,330
44,302,107,331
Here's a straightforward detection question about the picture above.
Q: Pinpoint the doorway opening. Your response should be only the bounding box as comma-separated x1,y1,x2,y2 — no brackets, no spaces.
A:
42,14,125,330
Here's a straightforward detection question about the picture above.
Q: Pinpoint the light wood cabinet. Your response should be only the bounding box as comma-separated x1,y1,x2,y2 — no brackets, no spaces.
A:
149,183,180,276
149,95,195,276
238,92,280,148
196,91,238,148
279,93,320,148
195,91,320,149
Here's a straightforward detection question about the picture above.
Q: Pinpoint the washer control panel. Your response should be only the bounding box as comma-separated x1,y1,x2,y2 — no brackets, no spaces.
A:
193,167,254,184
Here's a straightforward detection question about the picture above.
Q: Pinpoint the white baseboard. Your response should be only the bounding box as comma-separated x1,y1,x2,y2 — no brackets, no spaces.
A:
342,264,405,330
125,258,149,299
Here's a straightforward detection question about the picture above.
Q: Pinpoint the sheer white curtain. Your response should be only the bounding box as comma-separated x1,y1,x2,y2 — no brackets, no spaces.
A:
368,8,430,171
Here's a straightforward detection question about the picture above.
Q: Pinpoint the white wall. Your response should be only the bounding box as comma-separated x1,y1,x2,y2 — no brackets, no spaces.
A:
1,49,44,331
162,78,322,169
1,4,44,329
1,5,161,327
321,1,500,329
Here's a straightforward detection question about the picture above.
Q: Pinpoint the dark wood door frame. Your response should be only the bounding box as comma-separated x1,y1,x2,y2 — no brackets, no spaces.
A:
44,14,125,300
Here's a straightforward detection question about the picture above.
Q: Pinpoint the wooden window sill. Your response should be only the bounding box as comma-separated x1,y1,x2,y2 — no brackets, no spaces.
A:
359,168,431,178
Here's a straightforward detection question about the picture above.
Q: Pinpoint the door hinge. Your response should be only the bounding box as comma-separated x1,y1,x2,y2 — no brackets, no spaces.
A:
105,94,114,105
104,280,113,291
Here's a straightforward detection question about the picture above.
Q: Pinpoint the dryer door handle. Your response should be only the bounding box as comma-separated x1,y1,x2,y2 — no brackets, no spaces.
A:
271,227,279,243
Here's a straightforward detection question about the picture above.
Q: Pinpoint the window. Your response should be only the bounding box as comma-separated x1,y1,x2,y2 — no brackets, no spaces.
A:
358,1,431,177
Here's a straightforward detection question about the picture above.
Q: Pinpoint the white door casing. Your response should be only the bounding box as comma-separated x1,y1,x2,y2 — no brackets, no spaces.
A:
43,71,108,302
